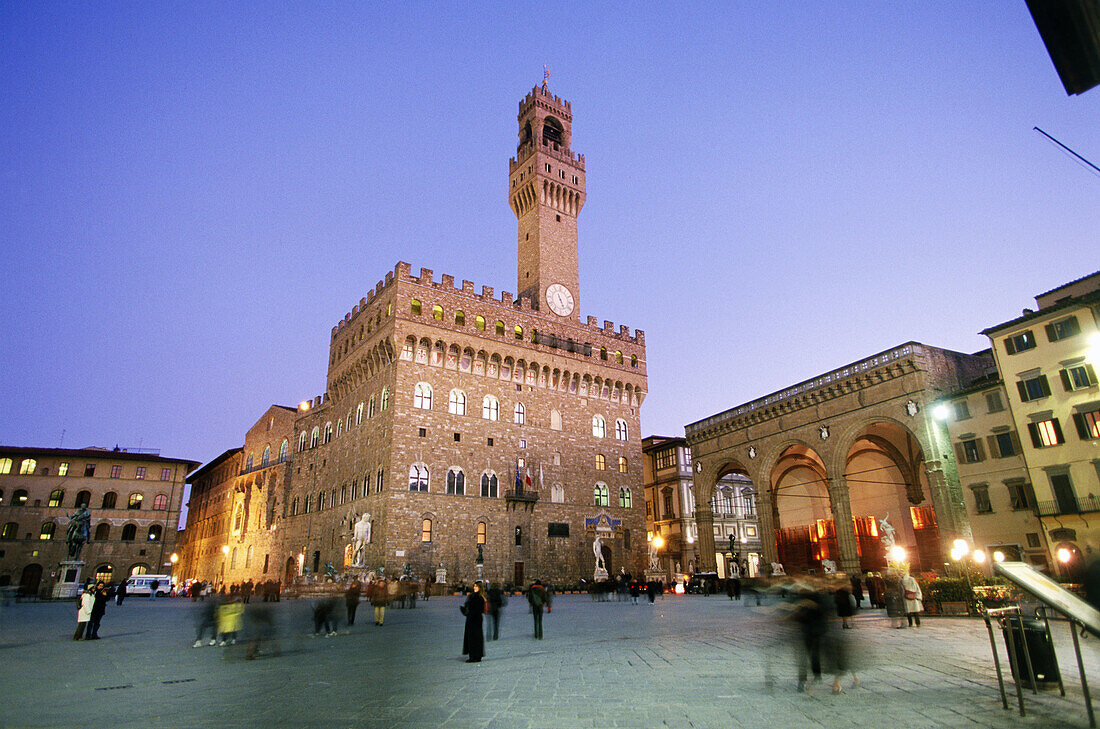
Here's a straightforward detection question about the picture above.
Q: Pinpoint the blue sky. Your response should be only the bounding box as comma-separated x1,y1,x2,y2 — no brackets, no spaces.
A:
2,2,1097,469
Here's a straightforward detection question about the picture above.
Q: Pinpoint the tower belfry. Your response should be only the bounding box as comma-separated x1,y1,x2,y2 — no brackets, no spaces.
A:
508,84,585,318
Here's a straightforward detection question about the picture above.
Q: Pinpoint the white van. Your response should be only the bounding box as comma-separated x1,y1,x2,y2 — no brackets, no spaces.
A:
124,574,173,597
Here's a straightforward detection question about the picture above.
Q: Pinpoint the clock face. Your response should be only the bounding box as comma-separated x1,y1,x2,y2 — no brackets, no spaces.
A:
546,283,574,316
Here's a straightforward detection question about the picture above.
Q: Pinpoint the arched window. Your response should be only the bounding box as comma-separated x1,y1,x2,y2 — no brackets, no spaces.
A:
102,492,117,509
318,491,327,510
323,423,333,444
551,484,565,503
230,547,239,569
514,325,523,340
475,315,486,331
592,415,606,438
550,410,562,430
482,395,499,421
514,403,525,425
595,454,606,471
480,472,498,498
94,564,113,583
0,458,10,474
48,489,64,507
432,304,444,321
495,320,505,336
599,347,608,361
409,464,429,492
477,522,486,545
19,459,37,475
147,525,162,542
75,490,91,508
381,387,390,410
619,487,632,508
12,489,28,506
631,354,638,368
455,310,465,326
39,522,55,540
356,402,364,425
245,453,254,471
310,427,320,448
414,382,433,409
121,524,137,541
446,468,465,495
411,299,422,315
421,518,432,542
129,564,149,575
618,456,627,473
279,439,289,463
449,389,467,415
94,523,110,540
615,350,623,364
298,431,307,452
261,446,270,467
368,395,377,417
615,419,628,441
594,483,609,506
336,419,343,438
233,503,244,532
127,493,143,510
1,522,17,540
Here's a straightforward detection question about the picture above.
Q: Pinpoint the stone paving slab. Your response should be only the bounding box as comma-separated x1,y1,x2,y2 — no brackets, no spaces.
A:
0,594,1097,729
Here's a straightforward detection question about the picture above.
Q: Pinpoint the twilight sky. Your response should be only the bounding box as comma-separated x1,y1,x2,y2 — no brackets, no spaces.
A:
2,3,1097,471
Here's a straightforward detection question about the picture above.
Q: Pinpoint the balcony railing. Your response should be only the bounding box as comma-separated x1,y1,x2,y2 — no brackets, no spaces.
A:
504,489,539,503
1035,494,1100,517
239,456,289,476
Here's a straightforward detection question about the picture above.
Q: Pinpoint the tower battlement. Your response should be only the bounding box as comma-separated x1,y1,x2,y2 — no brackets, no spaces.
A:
519,85,571,116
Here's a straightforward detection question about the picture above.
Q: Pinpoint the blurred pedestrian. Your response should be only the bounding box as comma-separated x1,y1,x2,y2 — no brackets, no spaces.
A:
850,574,864,610
73,584,94,640
115,578,127,606
149,578,159,600
527,579,550,639
87,581,109,639
835,583,854,629
245,601,278,659
487,582,505,640
792,582,827,694
313,596,338,636
193,594,218,647
345,578,362,626
369,578,389,626
461,583,485,662
217,596,244,645
901,571,923,628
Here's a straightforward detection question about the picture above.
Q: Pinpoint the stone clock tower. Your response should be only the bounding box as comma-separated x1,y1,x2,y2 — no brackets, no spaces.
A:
508,84,585,319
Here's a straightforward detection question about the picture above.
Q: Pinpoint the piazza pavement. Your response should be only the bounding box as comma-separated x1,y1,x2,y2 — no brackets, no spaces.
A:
0,591,1097,729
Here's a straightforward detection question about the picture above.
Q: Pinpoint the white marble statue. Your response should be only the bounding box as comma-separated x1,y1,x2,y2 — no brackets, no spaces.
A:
352,513,371,566
648,541,659,571
770,562,786,576
593,535,605,571
878,513,896,549
821,558,837,574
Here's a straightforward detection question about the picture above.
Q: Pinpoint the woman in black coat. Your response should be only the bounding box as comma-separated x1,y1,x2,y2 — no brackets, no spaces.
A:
460,582,486,663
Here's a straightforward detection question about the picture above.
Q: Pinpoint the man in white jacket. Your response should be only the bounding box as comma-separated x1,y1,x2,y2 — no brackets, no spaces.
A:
73,584,94,640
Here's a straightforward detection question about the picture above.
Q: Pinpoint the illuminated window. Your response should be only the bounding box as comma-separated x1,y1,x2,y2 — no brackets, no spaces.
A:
615,350,623,364
475,315,486,331
0,522,16,540
447,468,465,495
414,382,433,410
455,310,465,326
482,395,499,421
618,456,627,473
432,304,443,321
10,489,26,506
128,493,143,510
449,389,467,415
409,464,429,492
39,522,55,540
411,299,422,315
595,454,606,471
1028,418,1064,448
421,519,433,542
495,320,505,336
0,458,10,474
631,354,638,368
19,459,36,475
477,522,486,544
592,415,606,438
58,462,69,476
48,489,64,507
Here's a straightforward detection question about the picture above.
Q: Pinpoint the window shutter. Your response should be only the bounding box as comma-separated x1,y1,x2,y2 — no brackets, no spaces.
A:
986,435,1000,458
1087,364,1098,386
1039,375,1051,397
1060,369,1073,392
1045,322,1058,341
1027,422,1042,448
974,439,986,461
953,442,966,462
1052,418,1065,444
1005,338,1017,355
1073,413,1090,440
1017,381,1029,401
1010,431,1022,454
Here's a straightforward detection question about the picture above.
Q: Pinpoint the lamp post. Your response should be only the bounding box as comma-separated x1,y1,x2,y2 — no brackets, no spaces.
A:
949,539,989,613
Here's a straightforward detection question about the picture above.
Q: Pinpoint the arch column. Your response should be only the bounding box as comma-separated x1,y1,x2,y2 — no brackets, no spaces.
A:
754,489,779,567
695,501,717,573
826,477,861,575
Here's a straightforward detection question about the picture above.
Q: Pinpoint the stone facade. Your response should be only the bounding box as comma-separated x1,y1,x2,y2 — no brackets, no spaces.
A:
0,446,197,596
179,85,649,588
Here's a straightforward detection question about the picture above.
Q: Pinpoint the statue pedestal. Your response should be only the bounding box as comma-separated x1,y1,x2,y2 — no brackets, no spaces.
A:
593,567,609,581
645,570,665,583
435,567,447,585
475,564,484,582
53,561,85,599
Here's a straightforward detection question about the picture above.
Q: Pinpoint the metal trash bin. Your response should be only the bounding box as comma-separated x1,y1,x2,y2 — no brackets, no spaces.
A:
1003,619,1061,689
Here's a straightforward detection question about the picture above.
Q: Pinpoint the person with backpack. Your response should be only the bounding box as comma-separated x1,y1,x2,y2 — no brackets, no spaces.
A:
527,579,550,640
